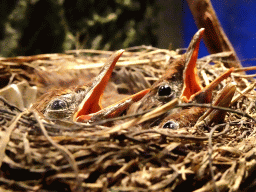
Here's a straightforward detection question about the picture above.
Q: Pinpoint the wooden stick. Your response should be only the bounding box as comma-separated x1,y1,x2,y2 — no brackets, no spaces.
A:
186,0,243,69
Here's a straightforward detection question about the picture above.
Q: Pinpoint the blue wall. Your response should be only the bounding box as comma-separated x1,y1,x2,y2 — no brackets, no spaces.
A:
183,0,256,71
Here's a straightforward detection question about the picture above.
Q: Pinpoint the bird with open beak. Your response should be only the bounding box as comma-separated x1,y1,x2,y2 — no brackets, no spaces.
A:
127,28,235,128
160,78,235,129
43,50,149,122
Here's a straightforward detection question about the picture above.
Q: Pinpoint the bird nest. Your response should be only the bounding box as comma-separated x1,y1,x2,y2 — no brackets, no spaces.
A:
0,47,256,191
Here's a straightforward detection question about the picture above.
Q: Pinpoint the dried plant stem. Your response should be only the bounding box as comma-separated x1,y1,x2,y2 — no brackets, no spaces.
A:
234,66,256,72
207,123,229,192
103,98,179,135
0,111,26,167
0,96,22,112
33,110,81,191
232,73,256,78
66,49,114,55
178,103,256,123
231,83,256,105
67,58,165,70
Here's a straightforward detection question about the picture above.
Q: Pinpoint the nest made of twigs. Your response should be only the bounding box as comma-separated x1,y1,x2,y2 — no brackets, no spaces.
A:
0,46,256,192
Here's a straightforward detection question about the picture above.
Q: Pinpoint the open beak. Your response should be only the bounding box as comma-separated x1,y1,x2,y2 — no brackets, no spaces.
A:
160,67,234,129
76,88,150,122
181,28,205,103
158,28,235,129
73,50,149,122
180,28,234,104
160,81,236,129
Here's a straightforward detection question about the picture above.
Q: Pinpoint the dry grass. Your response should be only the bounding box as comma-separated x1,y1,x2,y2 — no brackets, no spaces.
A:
0,46,256,191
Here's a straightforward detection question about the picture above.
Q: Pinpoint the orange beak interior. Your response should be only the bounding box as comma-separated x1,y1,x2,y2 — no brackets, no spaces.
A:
181,28,204,103
181,28,233,103
73,50,124,121
73,50,149,122
75,88,150,122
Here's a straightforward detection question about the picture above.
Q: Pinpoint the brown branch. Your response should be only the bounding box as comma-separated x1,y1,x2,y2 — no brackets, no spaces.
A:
186,0,242,69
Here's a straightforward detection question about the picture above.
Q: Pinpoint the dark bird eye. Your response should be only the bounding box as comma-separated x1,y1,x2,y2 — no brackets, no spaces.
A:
158,84,172,97
163,121,179,129
50,100,67,110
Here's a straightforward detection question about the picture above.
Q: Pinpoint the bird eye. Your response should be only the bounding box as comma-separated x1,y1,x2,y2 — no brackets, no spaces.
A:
50,99,67,110
158,84,172,97
162,120,179,129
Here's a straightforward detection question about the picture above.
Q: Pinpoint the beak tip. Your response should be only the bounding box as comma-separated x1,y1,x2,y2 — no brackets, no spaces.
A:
198,28,205,39
117,49,125,55
199,28,205,32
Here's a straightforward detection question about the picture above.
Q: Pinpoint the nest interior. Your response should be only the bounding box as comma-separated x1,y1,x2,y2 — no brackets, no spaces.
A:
0,47,256,192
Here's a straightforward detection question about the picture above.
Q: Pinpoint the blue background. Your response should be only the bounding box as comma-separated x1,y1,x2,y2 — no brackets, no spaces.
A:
183,0,256,72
